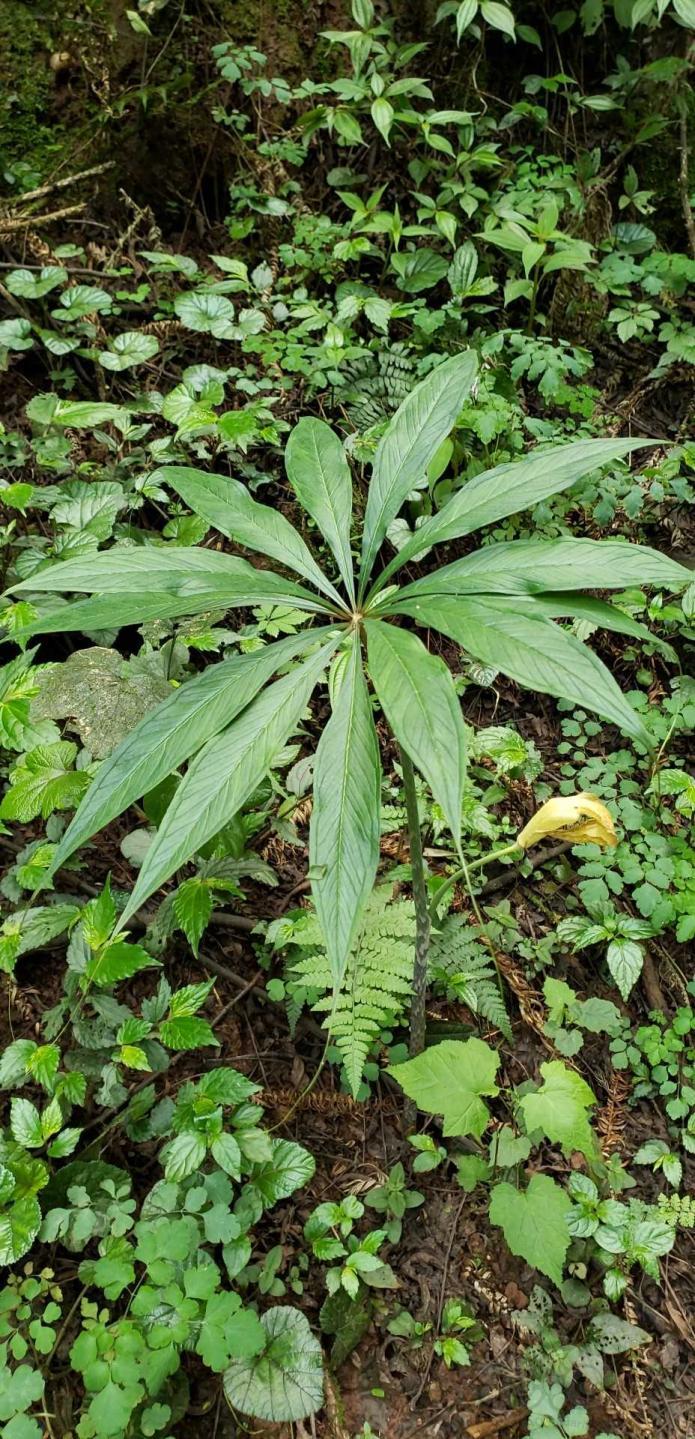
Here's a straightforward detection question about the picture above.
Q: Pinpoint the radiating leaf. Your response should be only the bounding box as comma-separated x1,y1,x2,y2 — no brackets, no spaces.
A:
47,630,330,881
310,631,381,987
371,438,652,595
366,620,466,850
154,465,344,606
285,418,355,602
397,537,691,600
397,595,652,746
119,638,338,923
359,351,478,592
8,546,329,611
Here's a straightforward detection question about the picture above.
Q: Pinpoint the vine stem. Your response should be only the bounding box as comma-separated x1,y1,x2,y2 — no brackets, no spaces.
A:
400,747,431,1059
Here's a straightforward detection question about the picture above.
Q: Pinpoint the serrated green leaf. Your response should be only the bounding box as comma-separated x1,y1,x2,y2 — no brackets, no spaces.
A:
489,1174,571,1285
388,1038,499,1138
520,1061,598,1159
159,1016,218,1050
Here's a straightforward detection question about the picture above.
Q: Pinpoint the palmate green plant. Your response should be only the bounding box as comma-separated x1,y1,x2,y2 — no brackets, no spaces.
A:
4,351,690,1051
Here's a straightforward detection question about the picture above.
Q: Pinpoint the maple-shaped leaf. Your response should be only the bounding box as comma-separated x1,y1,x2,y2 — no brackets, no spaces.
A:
388,1038,499,1138
489,1173,571,1285
519,1061,598,1159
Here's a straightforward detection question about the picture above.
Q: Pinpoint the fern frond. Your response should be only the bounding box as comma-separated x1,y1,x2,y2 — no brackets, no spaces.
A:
430,916,512,1041
290,887,415,1096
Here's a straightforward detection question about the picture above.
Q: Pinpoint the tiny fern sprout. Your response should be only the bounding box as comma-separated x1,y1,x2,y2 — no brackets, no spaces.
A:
5,350,690,1050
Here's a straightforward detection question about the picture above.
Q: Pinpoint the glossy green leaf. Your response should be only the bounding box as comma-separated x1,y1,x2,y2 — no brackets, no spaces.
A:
153,465,344,607
48,631,330,878
397,594,652,746
359,350,478,593
366,620,466,850
371,438,652,595
285,418,355,602
310,631,381,987
119,638,338,924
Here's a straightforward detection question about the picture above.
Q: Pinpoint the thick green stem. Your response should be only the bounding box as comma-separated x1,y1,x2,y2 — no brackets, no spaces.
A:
400,747,431,1057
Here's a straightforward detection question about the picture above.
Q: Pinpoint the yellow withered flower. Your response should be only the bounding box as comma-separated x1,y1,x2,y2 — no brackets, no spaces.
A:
516,792,618,850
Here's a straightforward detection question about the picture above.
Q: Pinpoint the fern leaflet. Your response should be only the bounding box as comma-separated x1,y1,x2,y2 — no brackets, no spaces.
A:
429,916,512,1040
289,887,415,1096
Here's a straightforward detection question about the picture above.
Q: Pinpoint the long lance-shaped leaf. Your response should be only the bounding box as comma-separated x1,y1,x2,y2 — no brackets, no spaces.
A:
359,350,478,595
391,537,692,602
397,594,652,747
368,438,653,599
366,620,466,851
48,630,335,878
285,418,355,603
512,594,677,662
118,637,339,925
310,631,381,987
153,464,345,609
6,547,260,595
11,578,327,642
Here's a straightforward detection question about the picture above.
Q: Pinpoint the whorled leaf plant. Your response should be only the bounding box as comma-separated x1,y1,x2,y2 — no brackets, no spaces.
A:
4,351,690,1051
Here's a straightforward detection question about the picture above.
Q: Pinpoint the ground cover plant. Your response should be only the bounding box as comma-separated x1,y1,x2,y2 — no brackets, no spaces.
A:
0,1,694,1436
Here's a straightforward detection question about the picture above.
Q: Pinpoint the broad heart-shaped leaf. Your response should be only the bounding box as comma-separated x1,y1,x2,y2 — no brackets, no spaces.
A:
98,331,160,371
118,637,339,925
223,1305,324,1423
387,1038,499,1138
489,1174,571,1286
394,537,692,601
359,350,478,594
7,545,330,612
520,1061,598,1159
310,631,381,987
48,630,331,879
365,620,466,852
285,418,355,603
397,595,652,747
154,465,345,607
370,437,652,596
